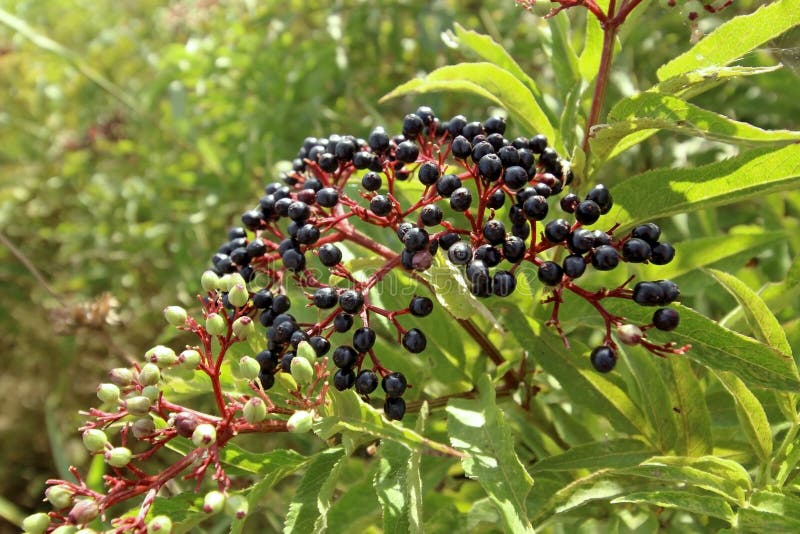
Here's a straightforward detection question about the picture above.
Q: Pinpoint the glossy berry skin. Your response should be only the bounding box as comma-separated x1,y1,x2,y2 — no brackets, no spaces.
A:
370,195,392,217
451,135,472,159
333,312,354,333
493,270,516,297
318,243,342,266
296,224,320,245
404,228,429,252
252,290,273,310
591,245,619,271
384,397,406,421
562,254,587,279
448,242,472,265
450,187,472,212
650,242,676,265
272,294,291,313
622,238,652,263
586,184,613,214
478,154,503,181
395,140,419,163
402,328,427,353
632,281,665,306
333,368,356,391
355,370,379,395
420,204,443,226
282,249,306,272
409,296,434,317
529,134,548,154
482,220,506,245
352,327,377,352
339,290,364,314
382,372,407,398
502,236,526,263
313,287,338,309
522,195,548,220
437,174,461,197
246,238,267,258
538,261,563,286
503,166,528,190
575,200,601,225
632,223,661,244
568,229,594,254
287,201,311,222
653,308,680,331
475,244,501,267
657,279,680,303
544,219,570,243
362,172,382,191
316,187,339,207
590,346,617,373
488,189,506,209
309,336,331,357
333,345,358,369
560,193,579,213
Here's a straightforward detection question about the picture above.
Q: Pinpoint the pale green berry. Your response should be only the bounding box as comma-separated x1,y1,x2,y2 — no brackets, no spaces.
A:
228,273,246,290
82,429,108,452
163,306,188,327
105,447,132,468
296,340,316,363
108,367,134,386
617,324,643,346
218,274,232,292
141,385,160,402
96,383,121,404
201,270,220,292
45,484,74,509
236,356,260,381
232,316,255,340
205,313,227,336
147,515,173,533
203,490,226,514
139,363,161,386
224,494,248,520
132,417,156,439
228,283,250,308
145,345,178,368
290,356,314,386
68,499,99,525
178,349,201,369
125,396,152,416
192,423,217,448
287,410,314,433
243,397,267,424
22,512,50,534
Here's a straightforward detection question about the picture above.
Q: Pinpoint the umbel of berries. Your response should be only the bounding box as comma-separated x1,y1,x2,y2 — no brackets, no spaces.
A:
202,104,688,423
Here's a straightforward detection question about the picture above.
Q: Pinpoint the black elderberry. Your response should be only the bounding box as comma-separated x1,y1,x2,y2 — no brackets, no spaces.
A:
533,183,552,198
517,148,535,170
333,345,358,368
653,308,680,331
587,184,613,214
368,195,392,217
297,189,316,205
273,320,299,343
450,187,473,212
318,243,342,267
439,232,461,250
216,256,235,274
403,227,429,252
632,223,661,244
522,195,549,220
657,279,680,303
575,200,601,225
309,335,331,357
448,115,468,137
493,270,517,297
396,222,414,242
334,138,356,161
396,140,419,163
278,238,298,257
275,197,292,217
509,205,526,225
296,224,320,245
259,309,275,327
467,260,492,297
539,147,558,167
368,127,390,153
402,113,424,138
562,254,587,278
333,312,354,333
451,135,472,159
402,328,427,353
483,115,506,135
272,294,291,313
280,352,296,372
544,219,571,243
502,236,526,263
502,165,529,190
538,261,564,286
529,134,548,154
486,133,506,151
362,172,382,192
420,204,443,226
256,350,279,372
353,327,377,353
591,245,619,271
290,330,309,348
258,370,275,390
632,281,665,306
415,105,435,125
418,161,440,186
313,287,338,309
498,145,520,167
590,346,617,373
282,249,306,272
622,238,652,263
384,397,406,420
339,290,364,314
241,209,264,230
382,372,407,398
474,244,501,267
512,222,531,240
560,193,579,213
333,368,356,391
355,370,379,395
246,238,267,258
253,290,273,310
287,201,311,222
568,228,595,254
482,220,506,245
228,227,247,240
273,312,295,327
591,230,611,247
230,247,250,266
462,121,483,140
409,296,434,317
478,154,503,181
448,241,472,265
316,187,339,208
437,174,462,197
353,151,376,170
650,242,676,265
488,189,506,209
318,153,338,172
471,141,494,163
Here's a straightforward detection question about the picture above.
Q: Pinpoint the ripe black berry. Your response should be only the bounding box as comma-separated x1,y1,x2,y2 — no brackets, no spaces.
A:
395,140,419,163
482,220,506,245
332,345,358,368
632,223,661,244
471,141,494,163
502,236,526,263
591,245,619,271
450,187,472,212
339,290,364,314
420,204,443,226
246,238,267,258
448,242,472,264
316,187,339,207
474,245,501,267
296,224,320,245
568,229,594,254
402,113,424,138
402,328,427,353
318,243,342,266
538,261,564,286
369,195,392,217
493,270,516,297
228,227,247,240
437,174,461,197
282,249,306,272
353,327,377,353
403,227,429,252
313,287,338,309
498,145,520,167
575,200,601,225
309,335,331,357
439,233,461,250
230,247,250,266
333,368,356,390
287,201,311,222
483,115,506,135
478,154,503,181
355,370,379,395
362,172,382,191
590,346,616,373
632,281,665,306
657,279,680,303
488,189,506,209
384,397,406,420
382,372,407,398
241,209,264,230
522,195,548,220
529,134,548,154
280,352,295,372
586,185,613,214
653,308,680,331
451,135,472,159
544,219,570,243
502,165,528,190
258,370,275,390
256,350,279,372
650,242,676,265
409,296,434,317
622,238,652,263
560,193,579,213
418,161,440,186
333,312,354,333
562,254,586,278
252,290,273,310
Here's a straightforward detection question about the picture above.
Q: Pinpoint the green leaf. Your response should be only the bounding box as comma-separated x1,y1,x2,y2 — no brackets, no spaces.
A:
284,448,346,534
546,13,580,100
373,403,427,534
620,455,751,505
653,65,783,100
165,440,306,477
612,490,735,521
315,388,461,457
531,439,656,472
149,492,205,534
605,300,800,393
713,371,773,462
591,93,800,161
657,0,800,81
450,23,542,99
738,490,800,530
416,260,495,322
608,144,800,232
446,374,535,534
578,14,603,82
667,357,713,457
381,62,555,143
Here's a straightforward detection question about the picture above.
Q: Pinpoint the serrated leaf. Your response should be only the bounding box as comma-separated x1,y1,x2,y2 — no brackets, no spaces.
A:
591,93,800,161
608,144,800,232
612,490,735,521
148,492,205,534
653,65,783,99
165,439,306,477
604,300,800,393
668,357,713,457
738,490,800,530
657,0,800,81
315,388,461,457
284,448,346,534
446,374,534,534
532,439,655,472
713,370,773,462
381,62,555,143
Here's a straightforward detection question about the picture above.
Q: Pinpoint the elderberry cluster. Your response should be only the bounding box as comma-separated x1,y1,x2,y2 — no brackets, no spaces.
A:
204,105,686,419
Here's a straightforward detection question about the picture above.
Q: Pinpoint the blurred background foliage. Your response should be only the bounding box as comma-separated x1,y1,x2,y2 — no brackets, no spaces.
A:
0,0,797,530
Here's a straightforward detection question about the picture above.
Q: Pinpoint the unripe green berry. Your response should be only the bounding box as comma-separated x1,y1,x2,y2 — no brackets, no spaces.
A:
68,499,99,525
108,367,134,386
145,345,178,368
203,490,226,514
296,340,316,363
22,512,50,534
178,349,201,368
229,273,246,289
224,494,248,520
45,484,74,509
236,356,260,380
147,515,173,533
82,429,108,452
51,526,77,534
287,410,314,433
125,395,152,416
232,316,255,340
132,417,156,439
205,313,227,336
163,306,188,327
243,397,267,424
201,270,220,292
192,423,217,448
218,274,233,292
97,383,121,404
141,385,160,402
290,356,314,386
617,324,643,346
139,363,161,386
105,446,132,468
228,283,250,308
